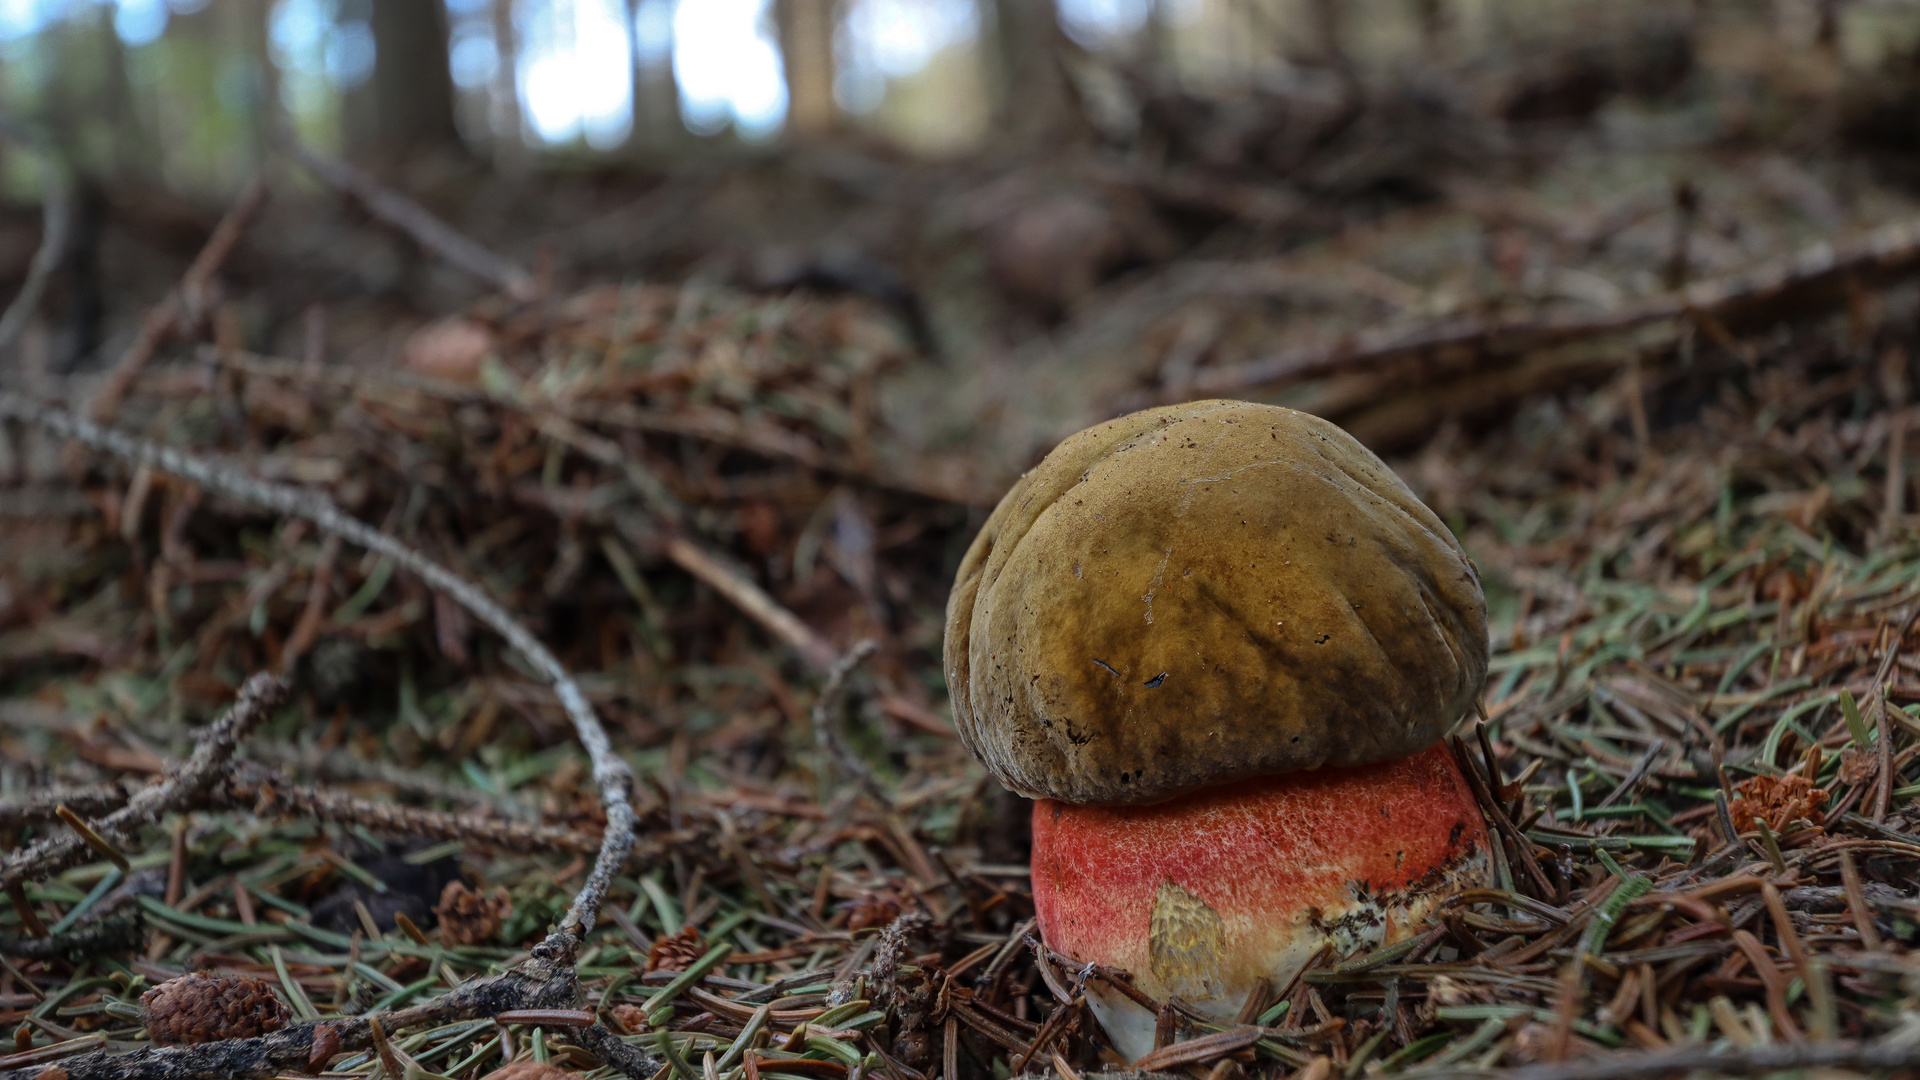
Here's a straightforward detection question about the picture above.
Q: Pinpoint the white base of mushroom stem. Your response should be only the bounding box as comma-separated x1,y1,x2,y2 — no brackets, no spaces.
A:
1079,912,1394,1063
1086,982,1186,1065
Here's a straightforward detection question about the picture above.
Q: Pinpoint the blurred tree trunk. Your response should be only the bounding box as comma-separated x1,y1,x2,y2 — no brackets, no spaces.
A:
45,9,146,180
629,0,684,149
992,0,1075,145
492,0,526,164
348,0,462,160
1147,0,1177,74
94,12,145,178
1309,0,1361,100
777,0,838,137
42,19,110,374
233,0,280,172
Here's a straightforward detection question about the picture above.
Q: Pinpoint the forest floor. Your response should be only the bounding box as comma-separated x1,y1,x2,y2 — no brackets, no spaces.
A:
8,16,1920,1080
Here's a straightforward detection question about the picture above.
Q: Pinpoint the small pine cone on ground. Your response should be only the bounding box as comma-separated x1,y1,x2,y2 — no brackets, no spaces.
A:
646,926,706,972
1838,747,1877,789
141,970,292,1046
842,887,907,931
609,1002,650,1033
436,880,513,946
1731,773,1828,835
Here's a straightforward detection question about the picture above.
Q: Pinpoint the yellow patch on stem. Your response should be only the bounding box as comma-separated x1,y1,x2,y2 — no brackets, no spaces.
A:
1149,880,1227,1000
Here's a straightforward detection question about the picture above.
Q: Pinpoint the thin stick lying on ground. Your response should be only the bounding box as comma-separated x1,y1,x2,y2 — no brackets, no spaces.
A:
0,782,133,829
0,762,608,855
281,135,536,301
175,179,271,319
1156,214,1920,404
0,674,285,892
0,388,634,946
210,762,619,857
1413,1038,1920,1080
0,944,659,1080
540,413,839,672
665,535,839,673
89,179,268,425
247,737,536,814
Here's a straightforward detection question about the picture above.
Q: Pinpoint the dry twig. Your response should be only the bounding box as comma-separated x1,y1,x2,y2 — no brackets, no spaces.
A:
0,782,133,829
0,673,285,893
539,413,837,671
280,134,536,301
208,762,616,857
0,389,635,943
1140,214,1920,407
665,535,838,673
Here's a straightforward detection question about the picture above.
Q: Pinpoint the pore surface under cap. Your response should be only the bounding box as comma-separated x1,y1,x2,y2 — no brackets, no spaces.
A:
944,400,1487,805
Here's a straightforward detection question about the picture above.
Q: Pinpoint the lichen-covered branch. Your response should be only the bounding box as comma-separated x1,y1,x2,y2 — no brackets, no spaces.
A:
0,391,644,1076
208,762,625,857
0,674,286,893
0,391,636,945
0,948,661,1080
0,782,133,829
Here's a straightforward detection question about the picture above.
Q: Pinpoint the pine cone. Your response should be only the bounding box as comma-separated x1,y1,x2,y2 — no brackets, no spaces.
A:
141,971,292,1046
646,926,706,972
1838,747,1877,789
609,1003,650,1034
436,881,513,946
842,888,905,932
1731,773,1829,836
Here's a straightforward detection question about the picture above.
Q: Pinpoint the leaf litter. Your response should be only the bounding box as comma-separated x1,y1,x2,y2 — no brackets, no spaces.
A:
7,133,1920,1080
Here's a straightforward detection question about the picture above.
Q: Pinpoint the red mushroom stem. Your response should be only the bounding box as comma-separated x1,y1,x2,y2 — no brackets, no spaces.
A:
1031,742,1492,1061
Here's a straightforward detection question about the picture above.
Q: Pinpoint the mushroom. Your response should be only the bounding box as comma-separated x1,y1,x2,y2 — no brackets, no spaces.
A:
943,400,1493,1060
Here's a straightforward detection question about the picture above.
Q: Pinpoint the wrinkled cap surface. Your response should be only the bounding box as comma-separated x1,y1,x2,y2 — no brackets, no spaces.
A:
943,400,1488,805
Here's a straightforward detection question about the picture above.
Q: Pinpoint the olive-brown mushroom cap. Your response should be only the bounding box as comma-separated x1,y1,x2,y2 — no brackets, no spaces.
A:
944,400,1487,805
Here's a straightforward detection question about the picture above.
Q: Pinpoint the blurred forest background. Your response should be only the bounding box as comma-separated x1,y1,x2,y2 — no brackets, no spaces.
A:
9,0,1920,484
0,0,1913,476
